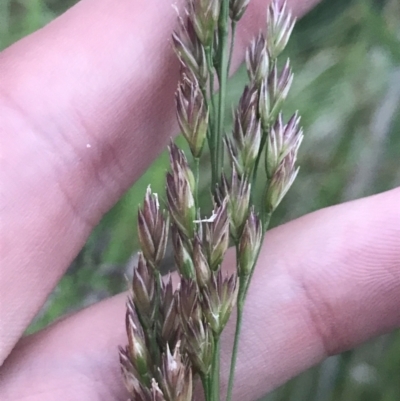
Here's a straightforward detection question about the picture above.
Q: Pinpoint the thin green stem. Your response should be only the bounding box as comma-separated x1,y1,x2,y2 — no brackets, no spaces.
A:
215,0,230,192
251,128,268,192
225,275,247,401
226,213,272,401
244,212,272,295
201,373,212,401
211,334,221,401
201,82,215,181
148,268,162,366
207,45,216,114
251,57,278,194
227,21,237,81
200,83,210,129
194,157,200,207
205,46,218,188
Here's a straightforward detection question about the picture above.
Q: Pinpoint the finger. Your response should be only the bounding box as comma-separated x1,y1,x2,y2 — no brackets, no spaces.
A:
0,188,398,400
0,0,320,363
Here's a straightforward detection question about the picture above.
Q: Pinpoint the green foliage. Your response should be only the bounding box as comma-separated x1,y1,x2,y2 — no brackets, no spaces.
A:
2,0,399,399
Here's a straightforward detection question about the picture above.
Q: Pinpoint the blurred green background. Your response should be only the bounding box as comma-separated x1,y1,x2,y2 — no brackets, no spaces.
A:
1,0,399,400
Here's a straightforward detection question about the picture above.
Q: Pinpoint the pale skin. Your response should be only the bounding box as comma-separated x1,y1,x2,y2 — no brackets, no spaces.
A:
0,0,399,400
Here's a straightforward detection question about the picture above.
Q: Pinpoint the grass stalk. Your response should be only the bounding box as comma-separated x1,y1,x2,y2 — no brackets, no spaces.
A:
194,157,200,207
251,129,268,193
215,0,230,190
227,21,237,82
225,274,246,401
226,213,272,401
251,57,278,191
206,45,218,188
148,268,162,366
211,334,221,401
201,373,212,401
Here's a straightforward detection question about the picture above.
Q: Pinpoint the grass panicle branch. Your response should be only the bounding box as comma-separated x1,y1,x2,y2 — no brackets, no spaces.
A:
120,1,302,401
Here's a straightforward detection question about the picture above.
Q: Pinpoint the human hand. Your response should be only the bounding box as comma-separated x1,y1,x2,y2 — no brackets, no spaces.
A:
0,0,399,400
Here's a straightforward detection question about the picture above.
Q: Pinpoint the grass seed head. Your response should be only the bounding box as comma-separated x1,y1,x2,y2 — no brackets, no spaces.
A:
266,150,299,212
184,316,214,375
176,71,209,158
138,186,169,267
202,270,238,335
159,343,193,401
131,253,156,328
204,198,230,271
176,279,213,374
238,208,263,276
193,235,212,288
172,16,208,85
160,276,181,348
125,298,152,383
259,59,293,129
167,144,196,239
172,225,196,280
246,33,270,86
119,346,144,395
266,0,296,60
227,85,262,177
222,167,251,240
188,0,221,46
177,278,202,325
229,0,251,22
266,112,303,179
